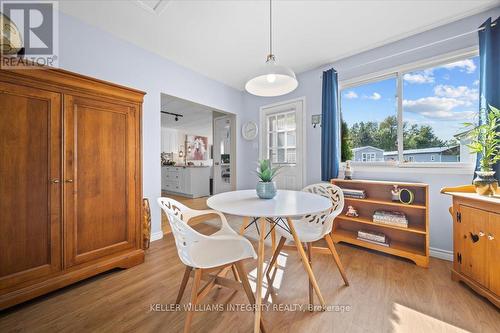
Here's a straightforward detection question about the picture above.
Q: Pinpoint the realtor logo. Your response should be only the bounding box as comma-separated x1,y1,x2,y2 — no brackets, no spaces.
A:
1,0,59,68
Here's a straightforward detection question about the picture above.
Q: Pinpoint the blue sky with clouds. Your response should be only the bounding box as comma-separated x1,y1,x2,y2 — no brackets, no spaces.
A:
341,56,480,143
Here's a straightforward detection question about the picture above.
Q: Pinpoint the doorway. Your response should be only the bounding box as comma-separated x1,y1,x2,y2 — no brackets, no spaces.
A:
259,98,306,190
213,113,236,194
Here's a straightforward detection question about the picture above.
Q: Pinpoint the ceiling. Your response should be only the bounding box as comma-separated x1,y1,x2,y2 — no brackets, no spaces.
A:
161,94,217,129
60,0,499,90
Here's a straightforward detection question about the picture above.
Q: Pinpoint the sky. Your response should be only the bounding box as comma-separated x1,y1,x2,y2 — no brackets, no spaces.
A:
341,56,480,144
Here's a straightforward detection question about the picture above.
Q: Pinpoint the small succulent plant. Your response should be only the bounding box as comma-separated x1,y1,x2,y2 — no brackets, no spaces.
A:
255,159,281,182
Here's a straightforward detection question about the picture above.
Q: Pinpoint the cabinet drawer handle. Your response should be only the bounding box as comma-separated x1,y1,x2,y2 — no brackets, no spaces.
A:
488,234,495,241
65,179,73,183
51,179,60,184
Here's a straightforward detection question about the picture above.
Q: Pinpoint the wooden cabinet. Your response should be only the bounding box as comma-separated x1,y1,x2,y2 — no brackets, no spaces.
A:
442,185,500,308
64,95,139,267
0,61,145,309
0,81,62,290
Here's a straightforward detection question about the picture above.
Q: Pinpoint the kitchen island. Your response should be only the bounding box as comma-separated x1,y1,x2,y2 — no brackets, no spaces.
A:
161,165,211,198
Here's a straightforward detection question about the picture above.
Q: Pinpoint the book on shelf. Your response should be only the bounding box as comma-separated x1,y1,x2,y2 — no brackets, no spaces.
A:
373,210,408,228
356,237,390,247
357,230,387,243
342,188,366,199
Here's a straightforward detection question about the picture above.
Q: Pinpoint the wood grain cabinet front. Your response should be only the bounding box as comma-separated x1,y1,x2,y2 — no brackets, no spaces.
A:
63,95,139,267
442,185,500,308
0,61,145,309
0,81,62,290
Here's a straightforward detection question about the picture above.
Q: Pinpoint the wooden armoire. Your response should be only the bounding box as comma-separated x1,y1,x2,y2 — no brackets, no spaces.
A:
441,185,500,308
0,60,145,309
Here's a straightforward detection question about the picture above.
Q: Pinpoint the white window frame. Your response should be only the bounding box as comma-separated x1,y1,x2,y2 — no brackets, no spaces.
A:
339,47,478,172
362,152,376,162
266,110,297,165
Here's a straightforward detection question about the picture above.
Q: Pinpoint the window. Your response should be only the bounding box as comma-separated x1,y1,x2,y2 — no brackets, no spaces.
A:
266,111,296,164
362,152,376,162
341,54,479,165
341,77,398,162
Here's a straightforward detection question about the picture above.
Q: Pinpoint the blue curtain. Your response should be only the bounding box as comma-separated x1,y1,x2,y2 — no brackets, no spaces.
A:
477,17,500,181
321,68,340,181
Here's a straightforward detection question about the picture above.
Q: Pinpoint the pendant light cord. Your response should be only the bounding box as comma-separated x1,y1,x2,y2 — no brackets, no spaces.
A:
269,0,273,56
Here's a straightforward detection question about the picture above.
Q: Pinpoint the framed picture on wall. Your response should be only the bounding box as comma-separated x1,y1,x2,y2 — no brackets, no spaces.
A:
186,135,208,160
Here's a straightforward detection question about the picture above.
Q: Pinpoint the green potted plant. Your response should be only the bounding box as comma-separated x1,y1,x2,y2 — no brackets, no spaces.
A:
464,105,500,196
255,159,281,199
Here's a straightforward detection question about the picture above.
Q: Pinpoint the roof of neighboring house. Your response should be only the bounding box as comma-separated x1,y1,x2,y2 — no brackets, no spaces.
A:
383,146,459,156
352,146,384,152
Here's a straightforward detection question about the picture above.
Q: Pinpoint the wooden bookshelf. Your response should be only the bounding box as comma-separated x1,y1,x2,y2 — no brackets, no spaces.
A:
331,179,429,267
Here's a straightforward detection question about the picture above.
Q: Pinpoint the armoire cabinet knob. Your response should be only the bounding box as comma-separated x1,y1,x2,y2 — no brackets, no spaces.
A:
65,179,73,183
51,179,60,184
488,234,495,241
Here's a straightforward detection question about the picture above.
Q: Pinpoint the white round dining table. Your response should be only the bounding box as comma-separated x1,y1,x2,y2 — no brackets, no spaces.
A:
207,189,332,333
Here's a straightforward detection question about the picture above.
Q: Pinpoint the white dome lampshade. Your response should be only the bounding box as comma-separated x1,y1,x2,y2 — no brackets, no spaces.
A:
245,55,298,97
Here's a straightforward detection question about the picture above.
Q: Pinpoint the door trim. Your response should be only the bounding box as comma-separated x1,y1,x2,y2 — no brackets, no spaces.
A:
213,114,237,193
259,97,307,189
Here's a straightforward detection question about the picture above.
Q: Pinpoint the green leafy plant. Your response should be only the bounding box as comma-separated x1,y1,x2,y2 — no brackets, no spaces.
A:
464,105,500,171
255,159,281,182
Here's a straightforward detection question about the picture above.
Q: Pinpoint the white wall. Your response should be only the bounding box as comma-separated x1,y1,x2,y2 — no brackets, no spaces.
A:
241,7,500,256
58,12,244,237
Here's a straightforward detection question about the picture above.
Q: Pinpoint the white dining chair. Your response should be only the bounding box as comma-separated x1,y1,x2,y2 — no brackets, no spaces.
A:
266,183,349,304
157,197,265,333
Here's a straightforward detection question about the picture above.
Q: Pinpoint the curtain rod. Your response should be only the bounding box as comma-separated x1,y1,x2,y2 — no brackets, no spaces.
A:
322,21,497,76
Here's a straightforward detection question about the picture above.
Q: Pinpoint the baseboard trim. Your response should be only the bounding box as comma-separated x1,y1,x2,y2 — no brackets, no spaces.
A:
430,247,453,261
151,231,164,242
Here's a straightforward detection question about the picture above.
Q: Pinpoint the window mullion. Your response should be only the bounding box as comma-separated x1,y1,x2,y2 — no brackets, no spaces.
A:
396,73,404,164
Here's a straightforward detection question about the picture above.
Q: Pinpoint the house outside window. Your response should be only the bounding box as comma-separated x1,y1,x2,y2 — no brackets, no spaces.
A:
340,54,479,166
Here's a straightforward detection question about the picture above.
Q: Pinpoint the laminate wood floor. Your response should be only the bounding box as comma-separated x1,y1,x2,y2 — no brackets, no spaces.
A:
1,221,499,333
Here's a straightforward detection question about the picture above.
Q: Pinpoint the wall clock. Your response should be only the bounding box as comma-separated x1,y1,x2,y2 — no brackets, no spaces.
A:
242,121,258,140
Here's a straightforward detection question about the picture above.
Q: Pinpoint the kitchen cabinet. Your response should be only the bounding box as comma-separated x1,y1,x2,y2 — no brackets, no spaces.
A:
162,166,210,198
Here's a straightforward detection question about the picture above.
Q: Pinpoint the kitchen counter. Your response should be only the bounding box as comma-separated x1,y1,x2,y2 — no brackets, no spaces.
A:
162,165,211,198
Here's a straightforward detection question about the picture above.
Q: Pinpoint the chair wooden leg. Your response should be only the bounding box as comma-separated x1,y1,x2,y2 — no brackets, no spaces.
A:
235,261,266,333
184,268,202,333
265,236,286,289
231,264,240,282
287,218,326,308
239,216,250,235
325,234,349,286
176,266,193,304
307,242,314,306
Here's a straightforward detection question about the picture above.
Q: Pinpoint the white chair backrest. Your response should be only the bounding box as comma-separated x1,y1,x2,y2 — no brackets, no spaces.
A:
157,197,206,268
302,183,344,235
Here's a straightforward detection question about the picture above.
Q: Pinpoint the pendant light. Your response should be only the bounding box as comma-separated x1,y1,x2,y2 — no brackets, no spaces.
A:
245,0,298,97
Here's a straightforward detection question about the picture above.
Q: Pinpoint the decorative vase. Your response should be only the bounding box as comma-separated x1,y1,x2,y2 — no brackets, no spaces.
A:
256,181,277,199
473,170,498,196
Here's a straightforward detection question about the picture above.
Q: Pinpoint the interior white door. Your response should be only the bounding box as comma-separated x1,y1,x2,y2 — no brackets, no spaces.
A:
213,116,233,194
260,99,305,190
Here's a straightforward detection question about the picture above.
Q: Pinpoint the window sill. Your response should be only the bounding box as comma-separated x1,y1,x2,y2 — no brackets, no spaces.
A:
340,162,475,175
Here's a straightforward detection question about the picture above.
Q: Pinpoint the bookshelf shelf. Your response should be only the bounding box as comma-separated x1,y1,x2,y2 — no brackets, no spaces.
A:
333,229,427,257
331,179,429,267
344,197,426,210
337,215,427,234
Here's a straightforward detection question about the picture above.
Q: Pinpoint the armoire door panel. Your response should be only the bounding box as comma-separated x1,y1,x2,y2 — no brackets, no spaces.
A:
488,213,500,296
0,82,62,289
64,95,137,267
459,205,488,287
